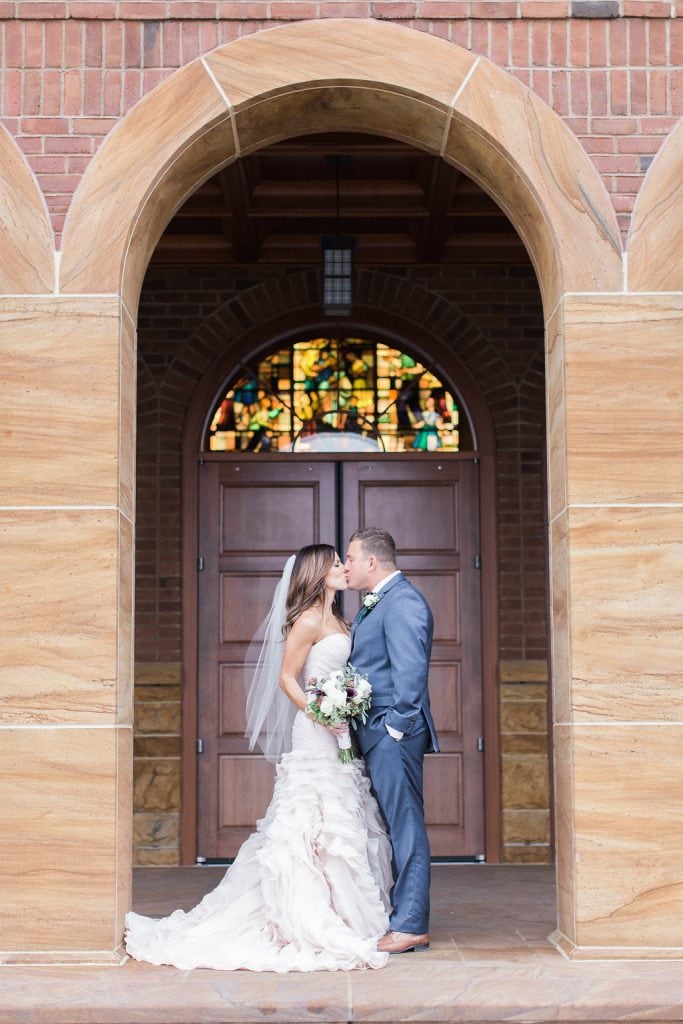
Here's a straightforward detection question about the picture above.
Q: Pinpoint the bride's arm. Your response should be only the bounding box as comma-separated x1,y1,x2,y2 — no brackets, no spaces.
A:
279,610,321,711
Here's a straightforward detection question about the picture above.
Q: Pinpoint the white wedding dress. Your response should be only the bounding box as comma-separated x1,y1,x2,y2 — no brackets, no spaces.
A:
125,633,392,971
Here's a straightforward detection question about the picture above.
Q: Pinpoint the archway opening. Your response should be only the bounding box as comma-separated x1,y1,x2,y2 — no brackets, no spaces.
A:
131,131,551,871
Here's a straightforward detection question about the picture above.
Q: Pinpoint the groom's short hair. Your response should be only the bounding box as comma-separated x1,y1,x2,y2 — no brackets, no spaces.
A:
351,527,397,568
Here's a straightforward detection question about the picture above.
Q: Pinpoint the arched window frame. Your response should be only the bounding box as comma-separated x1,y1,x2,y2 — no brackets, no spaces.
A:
204,335,474,454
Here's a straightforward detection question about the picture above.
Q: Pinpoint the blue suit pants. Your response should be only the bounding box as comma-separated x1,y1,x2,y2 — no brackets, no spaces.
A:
363,725,431,934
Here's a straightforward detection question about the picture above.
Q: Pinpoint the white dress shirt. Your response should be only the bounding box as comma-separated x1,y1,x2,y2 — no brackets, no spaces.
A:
373,569,401,595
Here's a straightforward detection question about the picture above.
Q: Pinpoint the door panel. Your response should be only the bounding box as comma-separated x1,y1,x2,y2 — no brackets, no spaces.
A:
424,754,463,825
428,663,461,733
406,571,461,642
341,458,484,857
197,455,484,860
222,485,321,553
359,482,458,550
197,460,336,858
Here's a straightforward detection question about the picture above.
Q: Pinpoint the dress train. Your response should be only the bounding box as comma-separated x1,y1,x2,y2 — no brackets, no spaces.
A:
125,634,392,972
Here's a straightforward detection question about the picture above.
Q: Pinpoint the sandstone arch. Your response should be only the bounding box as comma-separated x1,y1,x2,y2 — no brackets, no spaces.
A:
59,19,623,316
0,122,54,294
628,120,683,292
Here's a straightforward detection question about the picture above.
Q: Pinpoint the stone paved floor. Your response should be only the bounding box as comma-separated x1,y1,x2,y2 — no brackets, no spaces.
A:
2,865,683,1023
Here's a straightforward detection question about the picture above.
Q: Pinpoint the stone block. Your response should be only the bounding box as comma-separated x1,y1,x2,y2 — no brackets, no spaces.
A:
0,510,119,725
134,736,182,757
499,660,548,684
550,510,571,725
135,663,182,686
0,727,119,953
573,724,683,949
135,684,181,703
501,701,548,734
564,295,683,506
133,759,180,812
0,297,120,508
546,304,566,523
568,506,683,722
503,809,551,844
447,54,621,309
630,128,683,292
0,133,54,293
503,845,552,864
117,513,134,728
60,59,234,300
501,734,549,754
134,702,181,735
500,682,547,703
133,847,180,867
133,813,180,847
502,754,550,810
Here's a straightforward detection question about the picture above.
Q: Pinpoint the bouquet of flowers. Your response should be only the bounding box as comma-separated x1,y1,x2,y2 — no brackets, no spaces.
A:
305,663,372,763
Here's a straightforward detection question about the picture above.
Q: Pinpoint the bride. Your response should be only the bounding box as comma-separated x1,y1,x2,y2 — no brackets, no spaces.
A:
125,544,392,971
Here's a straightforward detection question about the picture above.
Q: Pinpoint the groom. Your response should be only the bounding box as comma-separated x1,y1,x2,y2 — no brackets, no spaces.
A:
345,526,438,955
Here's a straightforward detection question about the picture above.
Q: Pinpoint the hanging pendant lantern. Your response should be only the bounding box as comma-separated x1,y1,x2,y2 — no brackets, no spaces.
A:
321,155,355,317
321,234,355,316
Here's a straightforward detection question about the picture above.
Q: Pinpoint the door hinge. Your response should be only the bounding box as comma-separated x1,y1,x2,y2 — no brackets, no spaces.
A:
198,456,206,467
476,736,484,752
196,738,205,754
474,554,482,569
197,556,205,572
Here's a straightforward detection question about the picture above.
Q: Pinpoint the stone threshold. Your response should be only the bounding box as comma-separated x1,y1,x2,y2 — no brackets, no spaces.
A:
2,867,682,1022
2,955,683,1023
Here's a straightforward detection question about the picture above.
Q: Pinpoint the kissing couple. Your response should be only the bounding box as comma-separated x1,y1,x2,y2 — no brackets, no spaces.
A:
126,527,439,971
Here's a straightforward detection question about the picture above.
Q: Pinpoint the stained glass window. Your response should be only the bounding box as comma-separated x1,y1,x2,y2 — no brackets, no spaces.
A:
206,337,472,453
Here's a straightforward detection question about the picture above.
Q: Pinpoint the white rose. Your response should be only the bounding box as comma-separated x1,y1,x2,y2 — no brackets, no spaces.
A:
320,695,335,718
357,680,371,699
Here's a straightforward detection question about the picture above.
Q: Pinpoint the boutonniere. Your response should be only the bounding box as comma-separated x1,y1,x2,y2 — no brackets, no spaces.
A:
363,593,380,610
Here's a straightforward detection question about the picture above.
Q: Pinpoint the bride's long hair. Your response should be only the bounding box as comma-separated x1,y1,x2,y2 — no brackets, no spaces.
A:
283,544,346,638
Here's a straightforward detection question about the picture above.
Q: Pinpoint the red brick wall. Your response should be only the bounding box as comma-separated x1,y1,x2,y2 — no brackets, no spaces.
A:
135,262,547,667
1,2,680,241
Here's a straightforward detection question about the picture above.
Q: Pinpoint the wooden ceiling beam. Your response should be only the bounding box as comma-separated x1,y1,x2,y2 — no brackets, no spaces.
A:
416,162,464,262
216,162,260,262
151,134,530,269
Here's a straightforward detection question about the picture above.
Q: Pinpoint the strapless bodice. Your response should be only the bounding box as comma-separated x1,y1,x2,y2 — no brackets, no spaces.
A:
292,633,352,760
302,632,351,687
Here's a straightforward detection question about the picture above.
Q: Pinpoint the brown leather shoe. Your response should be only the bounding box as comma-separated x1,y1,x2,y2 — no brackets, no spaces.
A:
377,930,430,954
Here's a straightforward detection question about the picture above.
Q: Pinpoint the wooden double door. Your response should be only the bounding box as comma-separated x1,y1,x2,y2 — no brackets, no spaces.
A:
196,455,485,860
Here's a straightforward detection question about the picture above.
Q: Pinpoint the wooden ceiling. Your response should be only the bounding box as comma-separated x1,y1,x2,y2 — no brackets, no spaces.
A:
151,133,530,267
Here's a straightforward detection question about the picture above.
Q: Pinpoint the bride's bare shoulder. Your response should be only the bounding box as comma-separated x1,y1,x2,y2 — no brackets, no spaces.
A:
288,608,323,642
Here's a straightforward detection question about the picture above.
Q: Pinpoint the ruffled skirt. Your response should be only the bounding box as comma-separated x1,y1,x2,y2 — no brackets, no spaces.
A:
124,712,392,971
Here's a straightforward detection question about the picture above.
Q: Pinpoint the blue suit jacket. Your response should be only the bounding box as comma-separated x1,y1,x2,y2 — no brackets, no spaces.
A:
351,573,439,755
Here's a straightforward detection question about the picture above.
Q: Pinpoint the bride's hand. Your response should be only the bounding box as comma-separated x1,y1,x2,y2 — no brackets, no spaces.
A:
329,722,349,739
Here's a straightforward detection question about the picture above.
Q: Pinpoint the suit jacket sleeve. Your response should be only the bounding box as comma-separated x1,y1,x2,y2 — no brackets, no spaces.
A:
382,587,433,737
